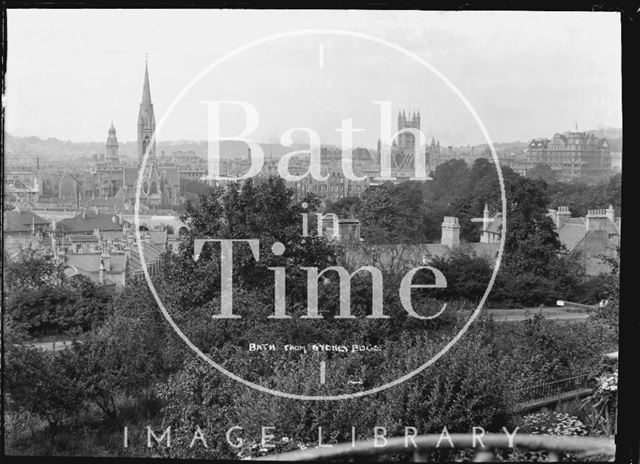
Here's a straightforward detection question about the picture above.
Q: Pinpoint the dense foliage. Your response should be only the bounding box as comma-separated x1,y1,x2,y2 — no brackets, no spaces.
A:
3,164,620,459
5,252,113,336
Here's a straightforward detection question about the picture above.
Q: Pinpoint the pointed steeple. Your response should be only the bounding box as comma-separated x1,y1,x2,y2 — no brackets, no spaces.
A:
138,57,156,165
142,58,152,105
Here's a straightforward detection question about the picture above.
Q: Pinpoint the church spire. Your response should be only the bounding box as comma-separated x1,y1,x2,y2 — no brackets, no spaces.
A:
142,58,152,105
138,57,156,165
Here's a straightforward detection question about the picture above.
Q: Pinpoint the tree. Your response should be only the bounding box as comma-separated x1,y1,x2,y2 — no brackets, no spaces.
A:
354,182,429,244
4,249,67,292
503,176,563,273
527,163,557,184
324,196,362,219
485,175,586,306
5,273,113,337
170,176,340,306
5,345,85,436
547,174,621,217
429,251,493,302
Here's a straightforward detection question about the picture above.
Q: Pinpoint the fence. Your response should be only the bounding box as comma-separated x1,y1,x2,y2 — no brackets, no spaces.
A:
516,373,594,404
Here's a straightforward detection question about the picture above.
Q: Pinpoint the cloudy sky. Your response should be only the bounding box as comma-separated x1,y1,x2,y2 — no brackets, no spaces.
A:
5,9,621,148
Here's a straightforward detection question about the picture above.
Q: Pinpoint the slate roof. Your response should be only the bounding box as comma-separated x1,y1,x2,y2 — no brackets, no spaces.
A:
149,230,167,245
574,230,618,275
59,171,78,184
58,211,130,234
124,168,139,187
463,243,500,263
84,196,127,208
484,213,503,235
101,231,126,241
345,241,499,269
3,210,50,233
161,166,180,185
558,224,588,251
65,253,127,274
127,242,165,274
69,234,99,242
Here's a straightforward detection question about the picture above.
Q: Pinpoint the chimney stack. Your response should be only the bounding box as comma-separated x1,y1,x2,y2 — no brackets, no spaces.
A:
586,209,609,232
337,219,362,245
99,259,105,284
606,205,615,223
555,206,571,229
441,216,460,249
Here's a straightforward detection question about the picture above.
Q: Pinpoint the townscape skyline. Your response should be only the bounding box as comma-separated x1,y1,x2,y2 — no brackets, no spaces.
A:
5,10,621,148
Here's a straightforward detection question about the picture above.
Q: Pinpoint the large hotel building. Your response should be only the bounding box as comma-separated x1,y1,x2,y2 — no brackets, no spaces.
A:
524,131,611,183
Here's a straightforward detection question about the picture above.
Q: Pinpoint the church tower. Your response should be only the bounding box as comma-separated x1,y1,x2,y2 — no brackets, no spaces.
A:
137,59,156,166
105,123,119,163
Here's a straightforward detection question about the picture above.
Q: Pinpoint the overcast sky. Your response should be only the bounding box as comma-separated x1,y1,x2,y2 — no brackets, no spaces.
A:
5,9,621,148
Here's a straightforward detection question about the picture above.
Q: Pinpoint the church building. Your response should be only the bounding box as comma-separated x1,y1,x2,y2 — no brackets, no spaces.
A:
91,60,180,209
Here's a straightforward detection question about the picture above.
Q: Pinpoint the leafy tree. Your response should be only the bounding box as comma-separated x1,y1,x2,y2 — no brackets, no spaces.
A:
6,285,73,336
72,312,165,424
169,177,340,310
5,274,113,337
430,251,493,302
527,163,557,183
547,174,621,217
324,196,362,219
5,345,85,436
4,249,67,291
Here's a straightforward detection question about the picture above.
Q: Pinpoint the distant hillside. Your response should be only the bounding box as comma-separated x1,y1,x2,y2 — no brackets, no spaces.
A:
4,133,309,162
5,127,622,162
4,133,124,160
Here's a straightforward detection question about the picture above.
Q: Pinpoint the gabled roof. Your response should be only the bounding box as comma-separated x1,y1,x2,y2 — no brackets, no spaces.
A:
463,243,500,264
161,166,180,185
127,242,165,274
484,213,503,234
3,210,50,233
558,223,588,251
59,211,130,233
59,171,78,184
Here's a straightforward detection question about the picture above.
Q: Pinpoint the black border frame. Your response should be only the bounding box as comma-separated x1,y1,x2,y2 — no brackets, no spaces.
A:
1,2,637,463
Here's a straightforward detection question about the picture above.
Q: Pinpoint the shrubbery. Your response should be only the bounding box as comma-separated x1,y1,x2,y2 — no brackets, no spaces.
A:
5,252,113,337
3,169,620,458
